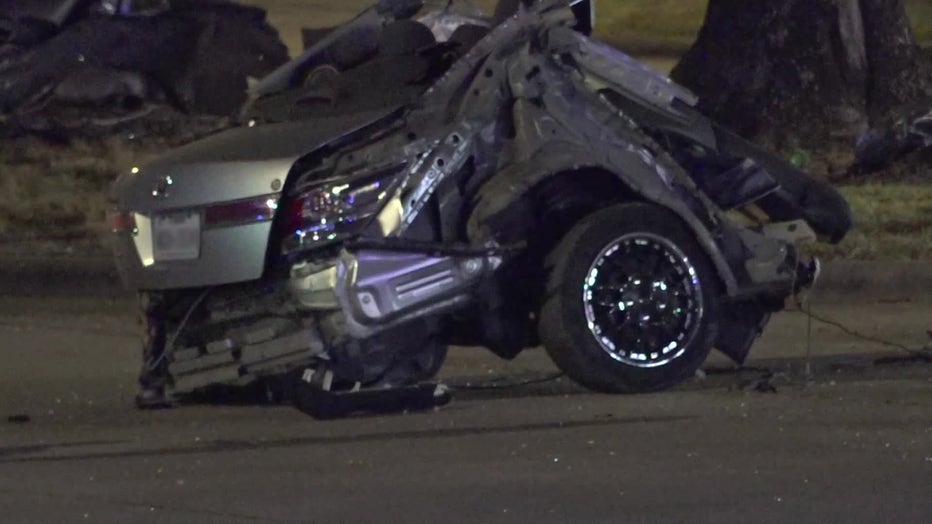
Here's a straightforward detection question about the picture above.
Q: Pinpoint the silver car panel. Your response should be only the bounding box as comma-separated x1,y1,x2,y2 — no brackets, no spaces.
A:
114,221,273,289
112,108,400,289
112,108,399,213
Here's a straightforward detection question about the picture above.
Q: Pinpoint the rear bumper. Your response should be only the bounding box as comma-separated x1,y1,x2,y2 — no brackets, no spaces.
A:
114,221,273,290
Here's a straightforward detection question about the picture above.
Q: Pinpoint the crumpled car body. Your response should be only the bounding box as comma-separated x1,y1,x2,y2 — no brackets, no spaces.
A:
110,0,852,404
0,0,288,134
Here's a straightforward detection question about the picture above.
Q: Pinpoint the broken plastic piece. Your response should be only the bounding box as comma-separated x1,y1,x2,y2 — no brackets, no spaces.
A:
293,380,453,420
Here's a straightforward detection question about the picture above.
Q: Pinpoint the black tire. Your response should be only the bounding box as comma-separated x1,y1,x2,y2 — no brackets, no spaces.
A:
539,203,721,393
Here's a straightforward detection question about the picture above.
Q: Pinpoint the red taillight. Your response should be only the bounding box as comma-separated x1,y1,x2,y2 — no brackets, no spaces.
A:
107,210,136,233
288,188,340,230
204,195,279,227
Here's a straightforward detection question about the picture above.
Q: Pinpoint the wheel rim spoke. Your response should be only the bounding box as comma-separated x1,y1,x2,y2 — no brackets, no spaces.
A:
582,233,704,368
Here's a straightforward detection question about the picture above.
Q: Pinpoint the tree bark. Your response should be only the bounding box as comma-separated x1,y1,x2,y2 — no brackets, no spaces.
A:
859,0,929,122
671,0,932,148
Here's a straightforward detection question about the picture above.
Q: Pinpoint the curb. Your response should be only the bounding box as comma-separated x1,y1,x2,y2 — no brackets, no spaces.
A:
0,255,127,298
814,260,932,303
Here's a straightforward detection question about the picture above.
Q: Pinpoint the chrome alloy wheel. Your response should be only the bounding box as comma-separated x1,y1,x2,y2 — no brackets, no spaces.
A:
582,233,704,368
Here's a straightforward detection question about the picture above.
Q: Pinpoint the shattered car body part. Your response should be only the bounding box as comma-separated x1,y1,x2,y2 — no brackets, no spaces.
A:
855,109,932,172
111,0,851,406
293,375,452,420
0,0,288,136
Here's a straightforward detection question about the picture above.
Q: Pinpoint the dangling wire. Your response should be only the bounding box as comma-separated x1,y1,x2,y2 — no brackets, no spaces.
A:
795,307,928,357
145,288,212,372
793,261,927,359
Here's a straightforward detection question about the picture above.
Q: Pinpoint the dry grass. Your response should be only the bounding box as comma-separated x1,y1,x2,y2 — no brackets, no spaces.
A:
908,0,932,45
0,139,164,251
807,184,932,261
240,0,932,58
596,0,707,51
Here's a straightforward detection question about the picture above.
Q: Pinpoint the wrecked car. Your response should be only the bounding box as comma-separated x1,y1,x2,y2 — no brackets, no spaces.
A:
0,0,288,134
109,0,852,412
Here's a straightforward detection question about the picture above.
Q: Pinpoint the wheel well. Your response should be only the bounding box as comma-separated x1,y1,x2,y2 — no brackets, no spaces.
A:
502,168,642,314
526,168,641,260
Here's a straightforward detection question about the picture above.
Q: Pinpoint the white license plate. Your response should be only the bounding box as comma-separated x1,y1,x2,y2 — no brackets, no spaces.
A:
153,211,201,262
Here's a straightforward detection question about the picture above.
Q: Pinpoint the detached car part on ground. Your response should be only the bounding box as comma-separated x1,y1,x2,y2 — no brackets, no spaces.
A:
855,109,932,173
0,0,288,135
110,0,852,413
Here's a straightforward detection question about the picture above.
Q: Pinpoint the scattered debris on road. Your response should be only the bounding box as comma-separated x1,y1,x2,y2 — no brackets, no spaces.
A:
6,414,31,424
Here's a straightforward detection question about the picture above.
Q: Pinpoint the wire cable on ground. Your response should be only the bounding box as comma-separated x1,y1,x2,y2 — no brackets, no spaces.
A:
794,268,929,359
794,306,929,357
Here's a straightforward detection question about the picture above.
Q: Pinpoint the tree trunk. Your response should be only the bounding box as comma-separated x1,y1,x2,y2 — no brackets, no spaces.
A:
859,0,929,121
671,0,932,148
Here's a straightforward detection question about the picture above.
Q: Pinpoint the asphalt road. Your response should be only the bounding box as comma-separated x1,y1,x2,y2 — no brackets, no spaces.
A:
0,292,930,523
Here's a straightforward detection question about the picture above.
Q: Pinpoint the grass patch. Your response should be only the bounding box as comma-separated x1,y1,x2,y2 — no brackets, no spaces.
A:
908,0,932,45
595,0,707,51
0,139,163,250
243,0,931,56
808,184,932,261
